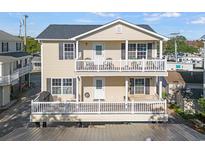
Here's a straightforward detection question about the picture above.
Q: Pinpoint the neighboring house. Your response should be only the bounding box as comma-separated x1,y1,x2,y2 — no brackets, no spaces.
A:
32,19,169,123
0,30,32,108
163,71,185,96
31,55,41,72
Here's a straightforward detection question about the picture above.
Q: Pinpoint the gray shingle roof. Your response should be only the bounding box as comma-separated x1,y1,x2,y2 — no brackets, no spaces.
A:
36,24,156,39
0,30,22,42
201,35,205,40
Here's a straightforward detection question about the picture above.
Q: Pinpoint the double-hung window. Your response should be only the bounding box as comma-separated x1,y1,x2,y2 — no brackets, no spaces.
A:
2,42,8,52
63,43,74,59
130,78,145,94
16,42,21,51
62,79,72,94
137,44,147,59
52,78,73,95
128,44,136,59
52,79,62,94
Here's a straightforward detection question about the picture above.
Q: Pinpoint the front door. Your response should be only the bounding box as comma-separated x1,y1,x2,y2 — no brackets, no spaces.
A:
94,78,105,100
93,44,104,65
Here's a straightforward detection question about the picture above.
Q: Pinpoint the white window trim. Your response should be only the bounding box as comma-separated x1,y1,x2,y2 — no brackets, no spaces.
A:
51,77,73,95
131,78,146,95
63,43,75,60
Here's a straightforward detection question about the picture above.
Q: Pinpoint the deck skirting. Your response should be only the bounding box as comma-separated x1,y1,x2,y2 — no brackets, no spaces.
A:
30,113,168,122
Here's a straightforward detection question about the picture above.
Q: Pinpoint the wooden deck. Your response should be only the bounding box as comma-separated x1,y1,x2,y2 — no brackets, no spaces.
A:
1,123,205,141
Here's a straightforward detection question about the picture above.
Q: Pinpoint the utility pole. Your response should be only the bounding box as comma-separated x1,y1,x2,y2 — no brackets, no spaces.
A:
170,32,180,62
23,15,28,51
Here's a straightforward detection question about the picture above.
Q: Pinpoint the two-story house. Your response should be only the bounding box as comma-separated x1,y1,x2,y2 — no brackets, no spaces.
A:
32,19,168,123
0,30,32,108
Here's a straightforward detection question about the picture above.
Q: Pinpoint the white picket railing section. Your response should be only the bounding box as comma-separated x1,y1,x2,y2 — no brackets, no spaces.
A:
0,65,32,86
31,100,167,115
75,59,167,72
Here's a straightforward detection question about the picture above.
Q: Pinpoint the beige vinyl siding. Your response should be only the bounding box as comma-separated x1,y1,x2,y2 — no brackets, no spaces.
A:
80,23,160,41
41,42,76,100
81,76,157,102
79,41,158,60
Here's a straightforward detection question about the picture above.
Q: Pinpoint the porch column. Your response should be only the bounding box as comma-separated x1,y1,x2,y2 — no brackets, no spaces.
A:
76,76,79,102
76,41,79,59
159,40,163,59
159,77,162,99
125,40,128,60
125,77,128,102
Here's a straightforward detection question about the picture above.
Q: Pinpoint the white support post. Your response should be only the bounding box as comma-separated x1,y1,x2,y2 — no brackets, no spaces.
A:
76,41,79,59
159,40,163,59
125,77,128,103
159,77,162,99
76,76,79,102
125,40,128,60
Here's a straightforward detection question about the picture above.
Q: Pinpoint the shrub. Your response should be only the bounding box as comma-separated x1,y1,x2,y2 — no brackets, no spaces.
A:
198,98,205,113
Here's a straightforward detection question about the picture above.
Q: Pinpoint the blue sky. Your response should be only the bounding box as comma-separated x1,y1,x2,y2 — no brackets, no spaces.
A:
0,12,205,40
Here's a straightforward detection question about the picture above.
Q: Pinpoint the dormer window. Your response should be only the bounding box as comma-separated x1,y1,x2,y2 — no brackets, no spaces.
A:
116,25,122,34
2,42,8,52
16,42,22,51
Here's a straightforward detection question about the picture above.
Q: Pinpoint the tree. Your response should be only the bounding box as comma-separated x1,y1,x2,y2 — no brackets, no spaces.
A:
164,35,199,54
26,37,40,54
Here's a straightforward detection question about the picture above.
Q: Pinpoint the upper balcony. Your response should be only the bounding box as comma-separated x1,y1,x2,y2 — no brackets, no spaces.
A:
73,39,167,76
75,59,167,72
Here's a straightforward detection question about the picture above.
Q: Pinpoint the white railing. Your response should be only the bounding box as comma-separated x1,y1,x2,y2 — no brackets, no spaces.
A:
19,65,32,76
31,100,167,115
75,59,167,72
0,65,31,85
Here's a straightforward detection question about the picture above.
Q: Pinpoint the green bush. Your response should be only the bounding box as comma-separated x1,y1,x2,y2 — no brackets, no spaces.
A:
162,92,167,99
198,98,205,113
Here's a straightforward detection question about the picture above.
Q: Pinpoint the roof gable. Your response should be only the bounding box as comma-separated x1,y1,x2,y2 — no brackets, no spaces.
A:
36,19,165,40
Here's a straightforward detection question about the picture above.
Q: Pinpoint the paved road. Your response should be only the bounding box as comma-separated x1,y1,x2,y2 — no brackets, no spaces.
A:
0,73,41,138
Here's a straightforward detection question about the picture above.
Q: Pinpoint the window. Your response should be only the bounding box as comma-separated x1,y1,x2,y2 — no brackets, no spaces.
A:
121,43,125,59
64,43,74,59
130,78,145,94
16,42,21,51
52,78,73,95
24,59,28,67
96,80,103,89
62,79,72,94
128,44,136,59
137,44,147,59
52,79,62,94
95,45,103,55
2,42,8,52
34,63,41,67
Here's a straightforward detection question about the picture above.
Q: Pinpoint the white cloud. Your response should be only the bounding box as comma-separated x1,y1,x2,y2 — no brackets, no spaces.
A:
161,12,181,17
144,12,181,21
190,17,205,24
75,19,94,23
92,12,120,18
